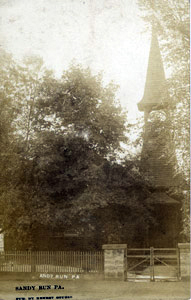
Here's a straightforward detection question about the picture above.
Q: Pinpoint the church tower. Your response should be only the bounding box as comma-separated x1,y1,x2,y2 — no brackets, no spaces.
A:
138,30,180,247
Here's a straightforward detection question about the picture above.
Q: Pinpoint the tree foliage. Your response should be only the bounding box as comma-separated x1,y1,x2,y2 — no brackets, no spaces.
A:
27,132,153,249
33,65,127,156
0,55,154,249
24,65,153,249
0,52,54,248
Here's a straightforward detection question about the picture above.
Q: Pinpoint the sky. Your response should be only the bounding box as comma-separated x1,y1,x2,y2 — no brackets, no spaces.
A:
0,0,151,122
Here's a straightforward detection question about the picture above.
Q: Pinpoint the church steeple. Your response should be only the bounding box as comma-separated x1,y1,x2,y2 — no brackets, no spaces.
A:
137,14,183,248
138,30,170,113
138,29,178,188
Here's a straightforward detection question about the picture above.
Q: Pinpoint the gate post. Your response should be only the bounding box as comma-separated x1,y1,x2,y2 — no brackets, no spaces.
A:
150,247,155,282
178,243,190,280
102,244,127,281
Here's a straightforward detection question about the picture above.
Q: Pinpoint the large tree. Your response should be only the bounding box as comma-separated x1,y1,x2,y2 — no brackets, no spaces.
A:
0,50,26,245
26,65,151,248
1,63,154,249
0,53,156,249
0,51,54,249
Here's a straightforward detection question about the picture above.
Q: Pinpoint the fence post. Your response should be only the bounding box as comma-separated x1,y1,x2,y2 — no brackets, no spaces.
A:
176,247,181,280
102,244,127,281
150,247,155,282
178,243,190,280
31,251,36,273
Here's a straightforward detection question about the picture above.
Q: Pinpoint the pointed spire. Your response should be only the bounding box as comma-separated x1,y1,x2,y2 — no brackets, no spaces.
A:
138,30,170,112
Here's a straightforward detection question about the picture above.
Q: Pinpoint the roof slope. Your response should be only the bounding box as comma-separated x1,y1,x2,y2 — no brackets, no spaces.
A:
146,192,180,205
138,31,170,112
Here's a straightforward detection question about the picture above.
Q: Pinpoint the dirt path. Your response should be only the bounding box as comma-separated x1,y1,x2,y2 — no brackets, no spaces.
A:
0,279,190,300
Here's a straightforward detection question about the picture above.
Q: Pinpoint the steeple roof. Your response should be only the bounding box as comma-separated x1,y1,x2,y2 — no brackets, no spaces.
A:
145,192,180,205
138,30,170,112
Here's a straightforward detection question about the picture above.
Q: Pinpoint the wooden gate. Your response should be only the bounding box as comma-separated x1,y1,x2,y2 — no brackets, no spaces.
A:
126,248,180,281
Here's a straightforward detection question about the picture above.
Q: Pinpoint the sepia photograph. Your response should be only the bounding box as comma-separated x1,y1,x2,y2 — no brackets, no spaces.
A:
0,0,190,299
